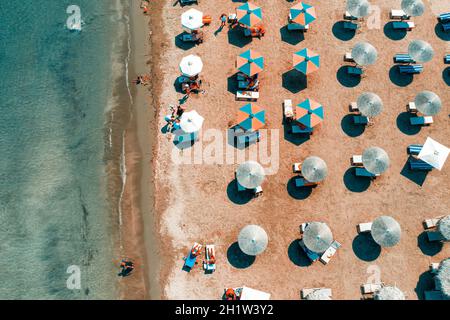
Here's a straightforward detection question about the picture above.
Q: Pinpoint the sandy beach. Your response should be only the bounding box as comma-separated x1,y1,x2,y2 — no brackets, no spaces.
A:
126,0,450,300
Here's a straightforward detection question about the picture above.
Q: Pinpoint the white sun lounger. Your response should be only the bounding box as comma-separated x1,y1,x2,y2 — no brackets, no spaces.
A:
254,186,263,197
299,222,308,234
390,9,410,19
345,52,355,62
357,222,372,233
407,102,417,113
293,162,302,173
284,99,294,119
361,283,383,294
344,11,358,20
301,288,332,299
351,155,363,166
320,241,341,265
349,101,358,111
430,262,440,274
203,245,216,272
423,218,441,229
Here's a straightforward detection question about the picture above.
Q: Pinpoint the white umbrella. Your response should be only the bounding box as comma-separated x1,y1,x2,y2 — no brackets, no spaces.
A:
352,42,378,66
236,161,265,189
179,110,204,133
408,40,434,63
357,92,383,117
301,156,328,183
362,147,390,175
303,222,333,253
181,9,204,33
415,91,442,116
238,225,268,256
371,216,401,248
179,54,203,77
401,0,425,17
346,0,371,18
374,286,406,300
437,216,450,241
418,137,449,171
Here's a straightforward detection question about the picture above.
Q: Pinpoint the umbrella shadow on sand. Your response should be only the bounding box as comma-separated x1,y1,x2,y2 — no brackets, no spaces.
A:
417,231,443,256
332,21,357,41
341,114,366,137
227,27,252,48
286,176,313,200
282,120,310,146
288,239,313,267
415,270,436,300
227,242,255,269
282,70,307,93
400,159,429,187
226,179,254,205
435,23,450,41
443,67,450,86
227,73,239,95
389,65,413,87
343,167,371,192
280,25,305,45
336,66,361,88
352,233,381,261
383,22,407,41
396,112,421,135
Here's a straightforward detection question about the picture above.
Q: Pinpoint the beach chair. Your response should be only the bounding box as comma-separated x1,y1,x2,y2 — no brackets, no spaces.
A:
390,9,410,20
284,99,294,121
203,245,216,272
236,90,259,101
181,32,203,43
423,217,441,229
344,52,355,63
299,222,308,234
344,11,358,20
443,23,450,32
287,23,309,31
349,101,358,112
353,115,369,125
184,242,202,270
295,177,317,187
293,162,302,173
357,222,372,233
320,240,341,265
392,21,415,30
175,132,198,145
410,116,433,126
399,64,423,74
361,283,383,294
298,239,320,262
407,102,417,113
351,155,363,166
444,54,450,64
347,66,363,75
291,124,313,134
427,231,444,242
244,28,265,38
301,288,332,299
254,186,263,198
409,158,434,171
355,167,379,178
424,290,445,300
439,12,450,22
237,131,260,146
180,0,199,6
343,21,359,30
228,13,237,24
394,54,415,64
407,144,422,155
430,262,440,274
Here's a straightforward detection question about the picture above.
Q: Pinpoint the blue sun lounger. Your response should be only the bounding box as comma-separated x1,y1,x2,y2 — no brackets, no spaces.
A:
445,55,450,64
343,21,359,30
407,144,423,155
409,158,433,171
394,54,415,64
399,64,423,74
180,0,199,6
291,124,313,134
237,131,260,145
355,167,378,178
347,66,363,75
439,12,450,22
353,115,369,125
410,116,433,125
443,23,450,32
295,177,317,187
392,21,414,30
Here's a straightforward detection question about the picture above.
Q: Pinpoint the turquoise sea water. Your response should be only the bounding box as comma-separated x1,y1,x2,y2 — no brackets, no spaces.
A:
0,1,126,299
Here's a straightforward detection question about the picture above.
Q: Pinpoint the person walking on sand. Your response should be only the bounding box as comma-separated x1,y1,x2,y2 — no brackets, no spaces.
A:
220,14,227,28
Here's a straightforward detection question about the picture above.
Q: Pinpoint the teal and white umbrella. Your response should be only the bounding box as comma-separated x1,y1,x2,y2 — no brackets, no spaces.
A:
238,225,268,256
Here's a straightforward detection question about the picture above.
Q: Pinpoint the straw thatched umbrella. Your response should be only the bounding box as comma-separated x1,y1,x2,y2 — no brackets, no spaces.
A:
401,0,425,17
437,216,450,241
362,147,390,175
414,91,442,116
179,54,203,77
417,137,449,171
346,0,371,18
179,110,204,133
374,286,406,300
352,42,378,66
301,156,328,183
357,92,383,117
236,161,265,189
181,8,204,33
303,222,333,253
408,40,434,63
305,291,331,300
238,225,268,256
436,258,450,299
371,216,401,247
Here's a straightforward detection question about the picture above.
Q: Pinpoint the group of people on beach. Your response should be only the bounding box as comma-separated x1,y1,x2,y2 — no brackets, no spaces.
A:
164,104,186,132
132,75,150,86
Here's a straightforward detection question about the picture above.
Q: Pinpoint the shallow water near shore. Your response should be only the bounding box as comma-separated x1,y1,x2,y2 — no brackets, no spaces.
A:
0,0,129,299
